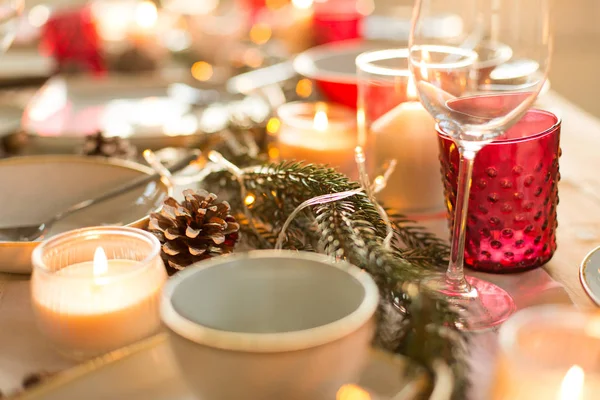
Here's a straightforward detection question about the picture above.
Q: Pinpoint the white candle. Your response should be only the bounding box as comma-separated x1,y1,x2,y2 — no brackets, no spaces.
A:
371,77,443,214
276,102,357,176
32,245,165,359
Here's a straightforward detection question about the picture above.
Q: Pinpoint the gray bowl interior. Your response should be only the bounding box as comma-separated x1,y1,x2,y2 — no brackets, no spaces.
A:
171,257,366,334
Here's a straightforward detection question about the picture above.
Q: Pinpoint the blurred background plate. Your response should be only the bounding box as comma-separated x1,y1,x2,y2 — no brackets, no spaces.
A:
0,155,171,274
580,246,600,306
20,75,233,153
17,334,429,400
0,49,54,87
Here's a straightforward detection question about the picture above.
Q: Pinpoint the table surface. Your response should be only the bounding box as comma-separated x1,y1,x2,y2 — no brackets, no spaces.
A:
0,90,598,398
536,91,600,308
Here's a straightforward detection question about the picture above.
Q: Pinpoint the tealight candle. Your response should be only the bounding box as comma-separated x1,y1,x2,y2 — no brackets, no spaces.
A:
31,226,166,360
491,306,600,400
275,101,357,176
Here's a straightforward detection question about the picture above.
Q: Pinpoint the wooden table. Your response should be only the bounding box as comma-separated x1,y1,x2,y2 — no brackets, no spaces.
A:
0,90,597,398
537,92,600,308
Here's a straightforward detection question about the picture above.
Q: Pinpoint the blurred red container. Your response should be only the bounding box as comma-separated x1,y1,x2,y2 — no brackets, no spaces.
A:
294,39,394,108
40,6,105,75
438,108,561,273
313,0,364,44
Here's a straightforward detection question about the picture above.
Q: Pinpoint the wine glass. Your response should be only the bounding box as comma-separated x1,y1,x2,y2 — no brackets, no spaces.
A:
408,0,552,330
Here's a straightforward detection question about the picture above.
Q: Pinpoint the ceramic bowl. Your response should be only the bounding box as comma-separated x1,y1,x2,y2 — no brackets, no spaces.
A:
161,250,379,400
0,155,171,274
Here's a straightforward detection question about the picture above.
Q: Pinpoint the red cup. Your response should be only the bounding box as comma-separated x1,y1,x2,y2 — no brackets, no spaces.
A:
438,109,561,273
313,0,364,45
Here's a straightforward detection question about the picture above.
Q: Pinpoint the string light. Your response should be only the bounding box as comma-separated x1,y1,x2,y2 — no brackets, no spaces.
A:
295,79,313,98
191,61,213,82
249,24,272,45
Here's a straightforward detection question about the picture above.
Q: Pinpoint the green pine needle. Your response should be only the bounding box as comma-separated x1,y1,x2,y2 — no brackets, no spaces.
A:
202,160,470,399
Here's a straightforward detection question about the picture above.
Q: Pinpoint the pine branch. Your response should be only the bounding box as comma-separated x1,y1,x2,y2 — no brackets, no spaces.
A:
201,161,470,399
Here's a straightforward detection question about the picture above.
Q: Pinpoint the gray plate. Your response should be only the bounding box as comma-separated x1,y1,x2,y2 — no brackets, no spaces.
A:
580,245,600,306
0,155,171,274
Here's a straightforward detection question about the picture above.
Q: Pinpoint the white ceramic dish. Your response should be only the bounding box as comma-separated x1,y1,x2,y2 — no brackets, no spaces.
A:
580,246,600,306
15,333,426,400
0,155,171,274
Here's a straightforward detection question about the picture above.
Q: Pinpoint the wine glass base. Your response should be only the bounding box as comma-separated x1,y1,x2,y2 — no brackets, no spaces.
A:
422,274,516,332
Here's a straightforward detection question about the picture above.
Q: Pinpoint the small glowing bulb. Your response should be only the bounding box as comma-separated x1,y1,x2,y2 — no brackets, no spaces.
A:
249,24,272,45
191,61,213,82
244,194,256,206
268,147,280,160
313,110,328,132
266,117,281,135
295,79,313,98
559,365,585,400
292,0,313,10
134,1,158,29
336,384,371,400
28,5,50,28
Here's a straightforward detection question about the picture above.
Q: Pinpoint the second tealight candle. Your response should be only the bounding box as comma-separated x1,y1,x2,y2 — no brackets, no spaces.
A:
273,101,357,176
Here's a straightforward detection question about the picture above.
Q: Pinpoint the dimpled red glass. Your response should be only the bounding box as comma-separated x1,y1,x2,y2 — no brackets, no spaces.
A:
438,109,561,273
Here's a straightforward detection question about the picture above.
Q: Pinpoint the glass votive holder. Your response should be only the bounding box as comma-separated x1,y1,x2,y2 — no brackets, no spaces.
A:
491,306,600,399
31,226,167,360
356,49,444,215
438,108,560,273
271,101,357,176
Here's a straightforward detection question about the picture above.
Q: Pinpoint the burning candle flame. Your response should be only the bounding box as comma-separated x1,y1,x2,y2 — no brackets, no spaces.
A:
314,110,329,132
407,76,418,100
93,247,109,277
558,365,585,400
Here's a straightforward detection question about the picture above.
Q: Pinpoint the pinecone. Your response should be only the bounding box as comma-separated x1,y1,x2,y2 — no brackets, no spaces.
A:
148,189,240,274
80,131,137,159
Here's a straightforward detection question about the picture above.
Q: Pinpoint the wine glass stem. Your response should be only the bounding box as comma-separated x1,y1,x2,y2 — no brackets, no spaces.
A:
446,146,480,293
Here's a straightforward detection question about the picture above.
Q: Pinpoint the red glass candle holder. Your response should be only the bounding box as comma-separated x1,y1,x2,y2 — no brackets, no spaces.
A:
313,0,364,44
40,6,105,75
439,109,561,273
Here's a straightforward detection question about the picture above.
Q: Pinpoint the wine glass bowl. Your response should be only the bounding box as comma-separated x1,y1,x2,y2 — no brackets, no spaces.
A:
409,0,552,330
